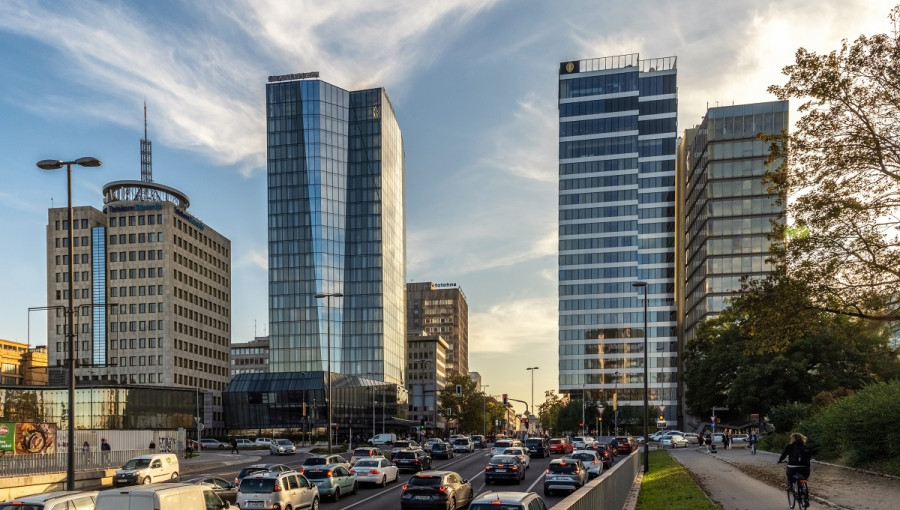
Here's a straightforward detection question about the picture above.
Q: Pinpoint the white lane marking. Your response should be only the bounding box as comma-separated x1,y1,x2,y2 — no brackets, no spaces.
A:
338,481,403,510
526,470,546,493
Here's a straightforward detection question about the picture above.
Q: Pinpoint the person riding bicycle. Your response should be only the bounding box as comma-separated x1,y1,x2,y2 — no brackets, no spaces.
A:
777,433,811,492
748,432,758,452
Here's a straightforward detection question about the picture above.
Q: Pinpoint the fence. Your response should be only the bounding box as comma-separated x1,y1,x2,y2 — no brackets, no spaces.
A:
0,448,154,477
550,449,641,510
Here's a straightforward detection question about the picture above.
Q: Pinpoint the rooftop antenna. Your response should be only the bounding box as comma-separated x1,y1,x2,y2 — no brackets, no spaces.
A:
139,101,161,200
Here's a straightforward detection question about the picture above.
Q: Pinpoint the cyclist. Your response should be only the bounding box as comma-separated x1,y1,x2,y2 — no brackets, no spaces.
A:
777,433,811,502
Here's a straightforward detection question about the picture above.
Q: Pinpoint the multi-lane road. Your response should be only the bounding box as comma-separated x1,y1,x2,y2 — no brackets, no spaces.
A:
191,447,612,509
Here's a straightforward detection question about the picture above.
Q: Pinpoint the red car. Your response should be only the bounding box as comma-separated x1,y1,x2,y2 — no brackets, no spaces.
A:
548,438,574,454
615,436,636,454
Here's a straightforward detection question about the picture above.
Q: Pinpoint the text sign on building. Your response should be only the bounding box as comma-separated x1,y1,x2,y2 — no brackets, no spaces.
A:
268,71,320,82
428,283,458,289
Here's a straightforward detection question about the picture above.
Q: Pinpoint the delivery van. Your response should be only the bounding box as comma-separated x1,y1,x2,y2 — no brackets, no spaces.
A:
113,453,180,487
95,483,229,510
367,433,397,445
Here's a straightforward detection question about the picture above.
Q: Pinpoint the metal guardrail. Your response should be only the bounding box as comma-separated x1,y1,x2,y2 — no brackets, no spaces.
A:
0,449,154,477
550,449,641,510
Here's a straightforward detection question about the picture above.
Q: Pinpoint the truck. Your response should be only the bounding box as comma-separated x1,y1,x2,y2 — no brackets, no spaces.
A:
367,433,397,445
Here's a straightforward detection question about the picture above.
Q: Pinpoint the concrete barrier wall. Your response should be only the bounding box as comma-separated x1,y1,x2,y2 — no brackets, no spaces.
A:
550,450,640,510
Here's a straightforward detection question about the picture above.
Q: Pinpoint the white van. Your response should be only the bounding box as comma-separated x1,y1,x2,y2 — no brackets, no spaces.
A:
113,453,180,487
95,483,229,510
367,433,397,445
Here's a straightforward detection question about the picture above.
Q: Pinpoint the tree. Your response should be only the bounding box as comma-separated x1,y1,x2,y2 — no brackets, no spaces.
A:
762,5,900,322
438,373,486,433
537,390,564,433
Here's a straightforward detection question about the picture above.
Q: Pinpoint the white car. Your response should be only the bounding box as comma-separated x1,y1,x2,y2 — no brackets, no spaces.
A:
731,434,750,447
254,438,274,447
452,437,474,453
490,439,522,456
502,447,530,469
569,450,603,477
349,457,399,487
269,438,296,455
661,434,689,448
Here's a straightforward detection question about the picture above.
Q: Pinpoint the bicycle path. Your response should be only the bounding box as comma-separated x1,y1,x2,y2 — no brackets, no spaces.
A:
669,447,820,509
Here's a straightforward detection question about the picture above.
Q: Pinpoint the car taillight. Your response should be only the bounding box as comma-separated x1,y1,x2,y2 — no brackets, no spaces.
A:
274,484,282,492
545,469,550,474
369,470,380,474
402,485,408,490
485,466,492,471
511,466,518,471
438,486,447,492
326,470,333,477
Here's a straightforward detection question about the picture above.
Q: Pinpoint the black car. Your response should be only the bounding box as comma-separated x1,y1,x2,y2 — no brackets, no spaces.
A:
587,442,615,468
430,442,454,460
484,455,525,484
173,475,238,504
393,449,432,472
525,437,550,458
471,435,487,449
400,470,474,510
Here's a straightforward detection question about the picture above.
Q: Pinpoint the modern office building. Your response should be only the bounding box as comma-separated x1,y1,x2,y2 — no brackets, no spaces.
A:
557,54,679,424
406,332,448,433
230,335,270,377
45,116,232,434
265,74,407,388
678,101,788,342
406,282,469,377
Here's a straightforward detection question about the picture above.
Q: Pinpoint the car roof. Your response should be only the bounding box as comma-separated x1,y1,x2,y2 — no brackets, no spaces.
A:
412,470,457,478
471,491,538,504
3,491,99,503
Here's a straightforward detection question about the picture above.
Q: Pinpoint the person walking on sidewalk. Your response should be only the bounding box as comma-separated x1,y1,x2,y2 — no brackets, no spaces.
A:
231,438,239,454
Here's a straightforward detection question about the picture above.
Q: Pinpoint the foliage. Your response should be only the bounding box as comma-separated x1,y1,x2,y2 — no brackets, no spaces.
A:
438,373,492,434
636,450,720,510
767,402,812,433
2,391,42,422
537,390,563,433
762,5,900,322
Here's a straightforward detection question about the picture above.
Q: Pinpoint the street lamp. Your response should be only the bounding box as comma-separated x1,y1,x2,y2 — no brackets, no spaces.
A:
481,384,489,437
314,292,343,454
526,368,538,433
614,371,619,436
632,281,649,474
37,156,101,491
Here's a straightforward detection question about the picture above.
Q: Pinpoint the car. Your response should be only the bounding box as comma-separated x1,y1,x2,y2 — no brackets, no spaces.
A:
483,454,526,484
430,442,454,459
172,475,237,504
490,439,523,456
543,458,588,496
268,438,296,455
253,438,274,447
236,470,319,510
0,491,98,510
661,434,689,448
235,438,254,447
300,454,350,474
393,449,432,472
525,437,550,458
657,430,685,443
400,470,474,510
615,436,637,454
94,483,229,510
568,450,603,478
350,457,399,486
586,442,615,468
572,436,594,449
304,463,358,502
392,440,422,455
197,438,227,449
350,447,384,465
113,454,180,487
682,433,701,445
502,447,530,469
452,437,474,453
548,438,574,455
423,438,444,452
189,440,208,450
233,463,293,485
731,434,750,447
471,435,487,449
468,491,548,510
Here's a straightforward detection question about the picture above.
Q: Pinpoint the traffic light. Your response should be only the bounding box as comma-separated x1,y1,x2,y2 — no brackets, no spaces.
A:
502,394,508,405
420,419,425,430
659,415,664,421
598,416,602,422
523,418,529,426
455,384,462,397
579,423,583,427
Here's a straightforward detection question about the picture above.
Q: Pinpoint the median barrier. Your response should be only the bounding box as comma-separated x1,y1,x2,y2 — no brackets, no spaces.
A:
550,449,641,510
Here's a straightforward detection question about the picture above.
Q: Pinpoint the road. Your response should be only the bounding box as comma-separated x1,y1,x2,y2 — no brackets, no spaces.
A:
187,447,619,509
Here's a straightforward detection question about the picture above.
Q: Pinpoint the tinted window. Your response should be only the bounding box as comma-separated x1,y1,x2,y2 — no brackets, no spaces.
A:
549,439,562,444
238,467,266,478
490,456,517,465
408,476,444,487
240,478,276,493
303,457,327,465
433,444,448,450
395,452,415,459
287,475,300,489
355,460,378,468
354,449,373,456
572,453,594,462
305,470,331,479
549,463,578,474
494,441,512,448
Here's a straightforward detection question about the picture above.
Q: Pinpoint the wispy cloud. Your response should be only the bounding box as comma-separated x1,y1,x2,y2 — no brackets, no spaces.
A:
469,296,557,354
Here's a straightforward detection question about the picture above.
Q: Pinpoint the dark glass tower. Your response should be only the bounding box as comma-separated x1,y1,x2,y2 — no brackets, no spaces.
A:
266,77,406,386
557,54,679,424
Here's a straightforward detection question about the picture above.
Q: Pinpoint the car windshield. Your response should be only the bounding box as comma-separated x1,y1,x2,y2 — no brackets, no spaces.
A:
122,459,151,470
525,439,542,445
304,469,332,480
503,449,521,455
453,439,468,444
549,463,578,474
408,476,443,487
238,467,267,479
394,452,416,459
354,449,373,456
355,460,378,468
394,442,410,448
276,439,292,445
303,457,328,465
549,439,562,444
571,453,594,462
240,478,277,493
494,441,512,448
490,456,517,465
432,444,448,450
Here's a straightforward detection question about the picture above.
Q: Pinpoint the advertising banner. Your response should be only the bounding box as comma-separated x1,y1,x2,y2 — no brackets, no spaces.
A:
0,422,15,454
15,422,57,455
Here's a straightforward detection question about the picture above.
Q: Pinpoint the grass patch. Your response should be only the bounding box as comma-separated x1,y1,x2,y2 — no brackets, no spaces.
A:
636,450,721,510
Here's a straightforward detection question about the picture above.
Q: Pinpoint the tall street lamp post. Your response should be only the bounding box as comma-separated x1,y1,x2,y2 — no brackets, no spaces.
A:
632,281,650,474
37,156,101,490
314,292,343,454
526,367,538,433
481,384,490,437
614,371,619,436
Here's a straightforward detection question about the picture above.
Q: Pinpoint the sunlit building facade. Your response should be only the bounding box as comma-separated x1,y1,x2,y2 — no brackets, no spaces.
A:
557,54,679,424
406,282,469,377
266,76,407,387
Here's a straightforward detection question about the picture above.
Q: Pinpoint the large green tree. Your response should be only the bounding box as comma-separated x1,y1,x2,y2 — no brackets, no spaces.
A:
762,5,900,322
438,373,491,434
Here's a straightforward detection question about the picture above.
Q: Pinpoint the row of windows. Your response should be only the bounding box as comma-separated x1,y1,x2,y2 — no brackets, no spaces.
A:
559,220,637,237
707,236,773,256
707,217,776,236
639,191,675,204
55,236,90,248
560,189,636,206
109,232,163,245
639,176,675,189
639,160,675,174
559,357,678,370
559,235,636,251
559,72,638,99
559,325,674,342
561,310,676,326
109,214,163,227
54,219,90,230
560,173,637,191
111,303,163,315
638,236,675,250
173,269,229,313
560,136,635,159
560,116,637,137
639,118,677,135
708,179,771,199
639,267,674,280
111,337,164,349
110,285,164,297
55,289,90,300
54,271,89,282
638,206,675,219
175,337,228,362
639,221,675,234
560,205,637,221
638,98,677,116
560,373,678,387
559,297,642,311
560,266,637,281
559,96,638,118
707,255,774,275
111,355,163,367
637,137,676,157
707,158,770,180
709,197,780,217
559,157,638,176
561,282,674,296
109,267,163,280
54,254,90,266
109,320,164,332
110,250,164,262
638,73,677,96
639,252,675,264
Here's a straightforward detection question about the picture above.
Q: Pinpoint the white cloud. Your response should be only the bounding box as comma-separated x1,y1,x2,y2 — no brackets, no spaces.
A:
469,296,557,354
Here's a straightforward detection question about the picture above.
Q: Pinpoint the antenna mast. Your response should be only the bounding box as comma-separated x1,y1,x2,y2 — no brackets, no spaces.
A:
139,102,161,200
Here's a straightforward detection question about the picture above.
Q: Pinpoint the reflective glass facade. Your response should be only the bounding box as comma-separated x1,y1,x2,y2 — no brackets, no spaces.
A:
558,55,678,422
680,101,788,342
266,79,406,386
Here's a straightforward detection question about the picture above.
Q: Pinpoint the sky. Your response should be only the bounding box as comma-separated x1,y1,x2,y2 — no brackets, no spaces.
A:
0,0,891,413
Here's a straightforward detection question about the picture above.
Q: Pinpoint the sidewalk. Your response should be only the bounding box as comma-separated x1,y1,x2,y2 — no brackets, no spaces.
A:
670,446,900,510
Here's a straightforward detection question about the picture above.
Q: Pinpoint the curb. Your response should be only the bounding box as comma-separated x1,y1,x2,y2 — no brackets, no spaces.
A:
621,470,642,510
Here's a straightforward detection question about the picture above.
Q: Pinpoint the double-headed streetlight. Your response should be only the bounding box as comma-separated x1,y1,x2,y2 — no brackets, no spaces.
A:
526,367,538,432
37,156,102,490
632,281,650,474
314,292,343,454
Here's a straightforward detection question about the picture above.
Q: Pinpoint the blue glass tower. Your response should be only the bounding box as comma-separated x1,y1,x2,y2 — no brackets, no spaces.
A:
558,55,678,425
266,77,406,386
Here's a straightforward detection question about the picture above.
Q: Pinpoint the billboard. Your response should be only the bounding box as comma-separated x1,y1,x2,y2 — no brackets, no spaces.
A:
0,422,57,455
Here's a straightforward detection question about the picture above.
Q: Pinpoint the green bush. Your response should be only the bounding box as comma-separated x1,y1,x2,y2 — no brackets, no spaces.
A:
768,401,812,432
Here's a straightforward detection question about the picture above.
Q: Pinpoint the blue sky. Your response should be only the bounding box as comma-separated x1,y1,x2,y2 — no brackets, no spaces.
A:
0,0,888,410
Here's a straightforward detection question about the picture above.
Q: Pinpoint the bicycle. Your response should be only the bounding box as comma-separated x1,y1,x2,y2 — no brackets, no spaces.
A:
750,442,757,455
785,468,809,509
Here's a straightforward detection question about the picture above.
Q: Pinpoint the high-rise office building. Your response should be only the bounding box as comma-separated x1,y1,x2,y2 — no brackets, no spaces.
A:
45,119,232,433
678,101,788,342
406,332,448,432
406,282,469,377
266,74,407,386
557,54,679,424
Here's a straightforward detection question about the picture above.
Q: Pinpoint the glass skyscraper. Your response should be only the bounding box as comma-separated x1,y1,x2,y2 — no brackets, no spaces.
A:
266,76,406,386
557,54,679,425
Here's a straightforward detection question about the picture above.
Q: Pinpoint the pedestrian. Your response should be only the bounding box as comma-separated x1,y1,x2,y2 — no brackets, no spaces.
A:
149,440,156,449
82,441,90,463
100,438,110,465
231,437,239,454
725,433,731,449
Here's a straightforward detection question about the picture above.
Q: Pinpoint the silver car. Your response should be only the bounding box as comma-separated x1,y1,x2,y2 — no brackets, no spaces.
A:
568,450,603,477
236,471,319,510
0,490,98,510
543,458,588,496
269,438,296,455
